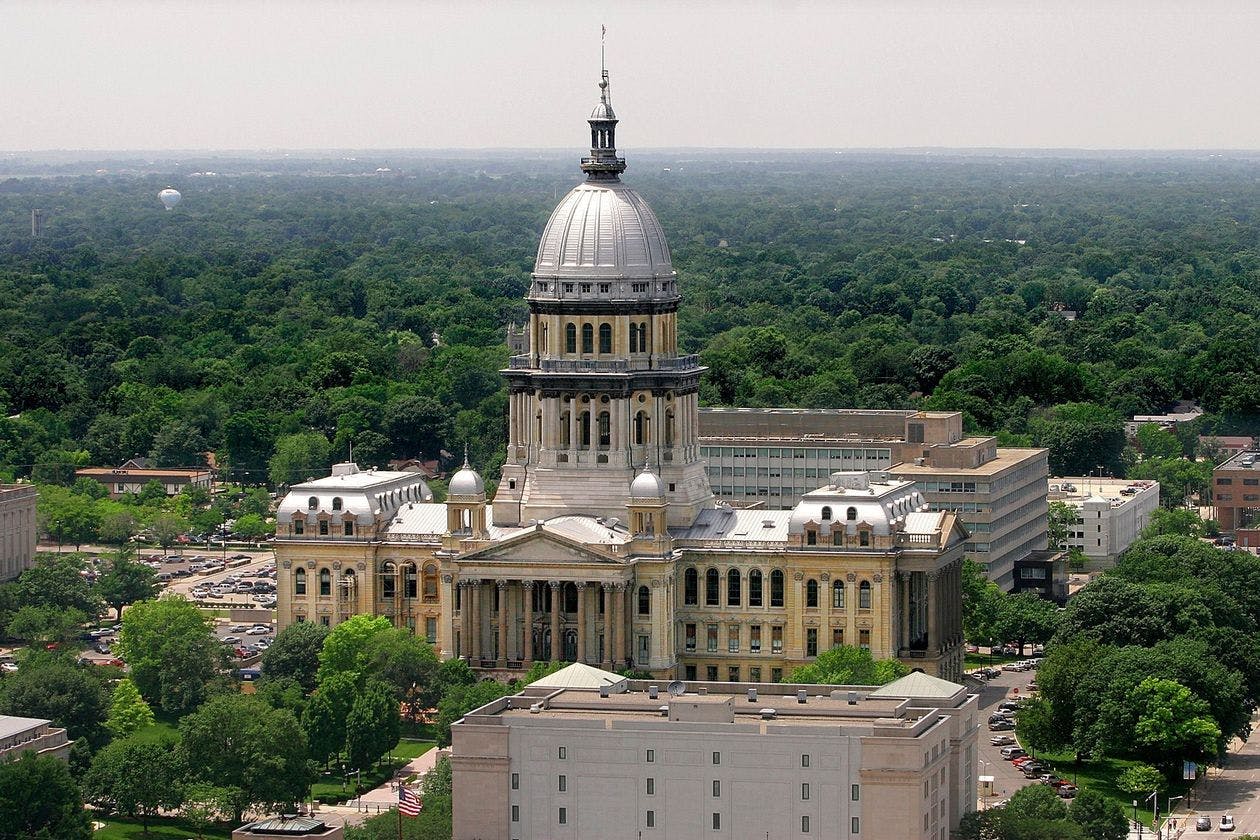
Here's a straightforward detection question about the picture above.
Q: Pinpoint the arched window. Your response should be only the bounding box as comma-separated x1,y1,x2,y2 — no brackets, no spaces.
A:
541,322,549,353
634,411,648,445
638,321,648,352
340,569,355,598
770,570,785,608
748,569,763,607
806,579,819,608
705,568,720,606
318,567,331,596
859,580,872,610
638,585,650,616
727,569,741,606
332,497,343,511
832,580,845,609
380,562,396,599
308,497,318,510
294,568,306,595
578,411,591,448
664,409,675,447
404,564,417,598
581,323,594,354
422,565,438,602
559,411,571,447
684,568,698,606
846,506,857,521
598,411,611,448
629,323,640,352
599,322,612,354
820,506,832,521
565,323,577,353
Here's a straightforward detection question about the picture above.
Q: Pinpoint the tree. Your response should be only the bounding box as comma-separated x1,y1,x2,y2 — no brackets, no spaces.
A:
302,688,344,767
136,479,168,507
98,510,139,545
116,596,219,714
105,678,155,738
10,553,101,617
996,592,1060,654
1142,507,1210,538
6,604,88,643
788,644,909,685
0,753,92,840
0,654,109,746
35,486,102,549
83,737,185,832
1014,696,1064,753
269,432,333,487
316,614,394,684
435,680,513,747
150,419,207,468
180,783,233,840
261,621,329,693
1047,500,1077,549
1030,402,1126,477
361,627,441,714
1129,457,1214,508
1135,424,1182,460
1116,763,1166,797
1122,677,1220,768
345,679,400,771
1068,788,1128,840
149,512,189,551
179,694,312,824
233,513,272,545
962,559,1004,646
96,552,157,620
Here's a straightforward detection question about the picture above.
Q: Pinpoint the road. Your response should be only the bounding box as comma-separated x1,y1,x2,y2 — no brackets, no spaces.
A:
1183,713,1260,835
972,664,1042,807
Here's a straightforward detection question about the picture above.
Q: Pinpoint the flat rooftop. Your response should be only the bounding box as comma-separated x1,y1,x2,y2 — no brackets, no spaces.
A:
0,715,53,740
292,470,426,490
1218,451,1260,471
890,447,1046,478
1049,477,1157,505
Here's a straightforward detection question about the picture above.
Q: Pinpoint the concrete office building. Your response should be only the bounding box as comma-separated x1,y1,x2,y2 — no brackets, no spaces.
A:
1214,450,1260,534
451,663,979,840
0,715,70,762
1048,477,1159,567
0,484,38,583
698,409,1048,590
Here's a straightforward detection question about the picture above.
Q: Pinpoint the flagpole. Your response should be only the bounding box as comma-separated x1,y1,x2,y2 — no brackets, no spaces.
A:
397,794,403,840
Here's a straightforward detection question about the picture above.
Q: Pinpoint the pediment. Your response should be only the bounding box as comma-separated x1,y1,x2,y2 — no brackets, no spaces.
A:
457,527,622,566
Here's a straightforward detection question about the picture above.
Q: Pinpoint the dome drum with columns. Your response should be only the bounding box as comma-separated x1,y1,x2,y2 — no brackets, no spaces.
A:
271,64,968,688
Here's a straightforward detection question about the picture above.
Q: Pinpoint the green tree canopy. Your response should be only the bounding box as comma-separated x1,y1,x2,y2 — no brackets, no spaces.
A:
95,552,157,620
788,644,910,685
105,677,155,738
261,621,330,693
0,653,109,746
116,595,219,714
0,753,92,840
83,737,185,831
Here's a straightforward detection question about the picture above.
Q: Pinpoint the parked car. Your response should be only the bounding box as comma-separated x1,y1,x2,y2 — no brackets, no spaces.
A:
1000,747,1026,760
246,626,269,635
990,735,1016,747
1197,816,1213,831
989,720,1015,731
1021,763,1048,778
1221,815,1235,832
1057,785,1078,798
222,636,241,645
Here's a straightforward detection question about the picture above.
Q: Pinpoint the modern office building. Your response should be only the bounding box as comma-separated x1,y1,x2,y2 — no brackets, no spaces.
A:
697,409,1048,590
0,483,38,583
274,69,968,684
450,663,979,840
1048,477,1159,567
1213,450,1260,534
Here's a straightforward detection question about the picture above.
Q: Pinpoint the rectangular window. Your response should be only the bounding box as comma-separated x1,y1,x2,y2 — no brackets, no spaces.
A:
802,754,810,768
511,773,519,790
558,746,566,760
750,624,761,652
558,775,566,792
852,784,860,801
749,666,761,681
832,627,844,648
293,519,304,535
712,751,721,765
425,617,437,644
646,778,654,795
685,623,697,652
559,807,567,825
646,749,655,763
707,624,718,652
728,665,739,682
852,816,860,834
806,628,818,657
712,780,720,797
771,626,783,654
728,626,739,653
772,667,782,682
712,813,721,830
646,810,655,828
802,783,810,800
318,519,329,536
512,805,519,822
859,628,870,650
802,815,810,833
320,615,330,627
343,521,353,536
707,665,718,681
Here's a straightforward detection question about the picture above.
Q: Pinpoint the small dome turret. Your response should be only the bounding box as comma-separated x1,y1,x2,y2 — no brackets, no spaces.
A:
449,452,485,497
630,464,666,499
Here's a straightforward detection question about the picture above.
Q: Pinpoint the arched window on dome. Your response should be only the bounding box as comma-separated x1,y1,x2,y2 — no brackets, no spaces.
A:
308,497,318,510
770,570,785,607
846,506,858,521
820,506,831,521
684,568,698,606
748,569,763,607
727,569,741,607
806,579,819,608
638,585,650,616
581,323,594,354
332,497,343,511
705,568,720,606
565,323,577,354
599,323,612,354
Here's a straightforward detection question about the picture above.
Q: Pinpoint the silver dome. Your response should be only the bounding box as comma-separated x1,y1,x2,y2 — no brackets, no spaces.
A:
590,100,616,120
448,465,485,497
534,181,674,280
630,467,666,499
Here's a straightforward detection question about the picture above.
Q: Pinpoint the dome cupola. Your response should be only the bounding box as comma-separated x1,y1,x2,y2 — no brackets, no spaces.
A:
448,451,485,498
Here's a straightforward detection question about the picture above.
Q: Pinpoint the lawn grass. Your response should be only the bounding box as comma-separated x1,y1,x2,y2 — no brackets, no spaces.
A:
128,711,182,745
309,740,435,804
1033,749,1192,827
93,814,231,839
392,739,435,762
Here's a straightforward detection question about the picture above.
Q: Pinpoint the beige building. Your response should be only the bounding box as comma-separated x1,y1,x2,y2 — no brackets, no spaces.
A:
1048,477,1159,567
698,409,1049,590
0,715,70,762
0,483,37,583
451,664,979,840
75,461,213,499
273,70,967,684
1214,450,1260,534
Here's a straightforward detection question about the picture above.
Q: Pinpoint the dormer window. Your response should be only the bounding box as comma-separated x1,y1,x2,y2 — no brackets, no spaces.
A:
332,497,343,511
308,497,318,510
859,529,870,547
821,506,832,521
846,506,857,521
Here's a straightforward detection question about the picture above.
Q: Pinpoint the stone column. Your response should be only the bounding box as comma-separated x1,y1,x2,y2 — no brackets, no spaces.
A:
897,571,910,652
927,570,940,655
575,582,588,663
522,581,535,665
602,583,616,668
819,572,831,649
792,572,805,657
549,581,562,662
496,580,509,668
458,581,471,661
439,573,455,658
469,581,482,663
612,582,626,669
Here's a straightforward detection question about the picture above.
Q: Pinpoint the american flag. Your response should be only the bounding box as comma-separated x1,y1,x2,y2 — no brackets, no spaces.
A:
398,784,422,816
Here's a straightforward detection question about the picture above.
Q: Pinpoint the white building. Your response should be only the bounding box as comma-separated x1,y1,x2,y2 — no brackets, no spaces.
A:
0,484,37,583
1049,477,1159,566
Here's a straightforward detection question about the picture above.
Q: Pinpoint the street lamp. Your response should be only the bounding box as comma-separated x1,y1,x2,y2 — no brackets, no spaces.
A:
1134,800,1141,839
54,519,62,553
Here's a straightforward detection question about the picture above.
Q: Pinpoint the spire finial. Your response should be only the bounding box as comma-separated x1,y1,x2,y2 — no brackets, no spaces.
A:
462,443,471,470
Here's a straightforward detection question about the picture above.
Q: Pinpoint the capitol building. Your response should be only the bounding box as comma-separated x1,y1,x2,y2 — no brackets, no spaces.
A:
274,70,967,684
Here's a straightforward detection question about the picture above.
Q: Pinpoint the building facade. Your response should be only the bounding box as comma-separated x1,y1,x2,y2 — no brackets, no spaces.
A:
75,462,213,499
451,666,979,840
1048,477,1159,567
273,70,967,683
0,484,37,583
698,409,1048,590
1214,450,1260,534
0,715,70,762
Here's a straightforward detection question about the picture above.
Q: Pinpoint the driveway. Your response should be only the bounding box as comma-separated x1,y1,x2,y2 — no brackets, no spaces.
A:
971,664,1040,806
1184,715,1260,835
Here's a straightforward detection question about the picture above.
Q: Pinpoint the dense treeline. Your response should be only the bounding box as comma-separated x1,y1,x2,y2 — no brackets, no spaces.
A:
2,151,1259,495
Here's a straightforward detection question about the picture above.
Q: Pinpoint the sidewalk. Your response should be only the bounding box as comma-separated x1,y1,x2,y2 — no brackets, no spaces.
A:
316,745,448,822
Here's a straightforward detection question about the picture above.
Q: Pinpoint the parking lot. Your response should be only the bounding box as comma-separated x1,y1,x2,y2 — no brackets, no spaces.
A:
971,661,1045,807
156,550,277,608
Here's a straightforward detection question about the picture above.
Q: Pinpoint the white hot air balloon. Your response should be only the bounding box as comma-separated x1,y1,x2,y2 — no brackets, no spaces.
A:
158,188,182,210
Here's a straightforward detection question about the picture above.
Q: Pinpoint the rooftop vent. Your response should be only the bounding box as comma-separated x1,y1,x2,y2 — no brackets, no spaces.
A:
529,703,542,714
698,686,708,695
648,685,659,700
658,705,669,717
762,520,776,529
599,686,610,698
760,708,777,720
797,690,808,704
848,691,859,705
747,688,758,703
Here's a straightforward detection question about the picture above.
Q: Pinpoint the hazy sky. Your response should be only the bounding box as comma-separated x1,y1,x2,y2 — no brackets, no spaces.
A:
4,0,1259,151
